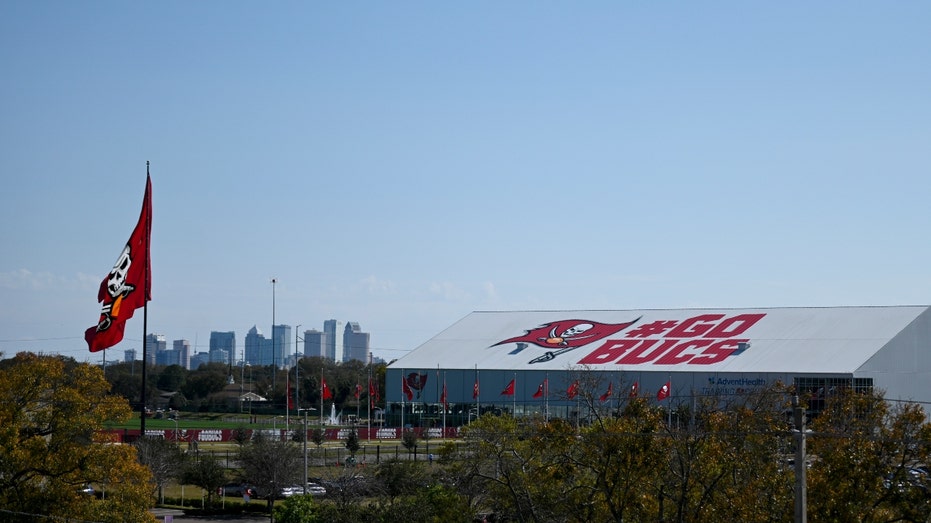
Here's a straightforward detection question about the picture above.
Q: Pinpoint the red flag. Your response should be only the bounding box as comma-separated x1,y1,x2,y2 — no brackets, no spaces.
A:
567,381,579,400
85,174,152,352
501,379,515,396
599,382,613,402
322,378,333,400
402,376,414,401
473,379,480,400
441,381,448,409
657,381,671,401
354,383,362,400
533,379,547,399
629,381,639,398
369,378,379,409
287,374,294,410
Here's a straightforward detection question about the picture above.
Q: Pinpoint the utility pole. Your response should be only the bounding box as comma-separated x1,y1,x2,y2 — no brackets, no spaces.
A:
793,395,807,523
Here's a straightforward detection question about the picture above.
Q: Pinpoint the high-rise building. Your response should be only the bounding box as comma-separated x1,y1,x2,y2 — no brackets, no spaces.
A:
324,319,344,362
209,331,236,368
271,324,292,368
174,339,191,369
303,329,328,358
124,348,137,362
144,333,166,366
245,325,268,366
343,322,370,363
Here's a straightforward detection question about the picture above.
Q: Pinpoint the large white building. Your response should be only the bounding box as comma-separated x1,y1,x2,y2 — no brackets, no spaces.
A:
387,306,931,426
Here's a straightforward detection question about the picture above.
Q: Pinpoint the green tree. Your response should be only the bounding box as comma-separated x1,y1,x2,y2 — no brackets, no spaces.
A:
345,428,360,457
807,388,931,522
0,352,155,522
181,453,226,507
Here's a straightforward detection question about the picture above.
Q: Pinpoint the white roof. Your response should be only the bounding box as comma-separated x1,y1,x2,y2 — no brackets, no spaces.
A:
391,306,931,374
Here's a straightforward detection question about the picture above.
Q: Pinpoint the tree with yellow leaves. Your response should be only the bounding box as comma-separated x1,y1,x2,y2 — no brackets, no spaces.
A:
0,352,155,523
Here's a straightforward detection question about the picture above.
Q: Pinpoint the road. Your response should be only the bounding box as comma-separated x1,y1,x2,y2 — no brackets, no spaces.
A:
151,508,269,522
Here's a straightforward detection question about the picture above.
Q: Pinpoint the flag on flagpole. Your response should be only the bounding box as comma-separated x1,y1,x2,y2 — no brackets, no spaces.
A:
630,381,639,398
85,175,152,352
322,378,333,400
354,383,362,400
567,381,580,399
501,379,515,396
657,381,671,401
441,381,448,409
369,378,379,409
533,379,547,399
473,378,480,400
599,382,613,402
402,376,414,401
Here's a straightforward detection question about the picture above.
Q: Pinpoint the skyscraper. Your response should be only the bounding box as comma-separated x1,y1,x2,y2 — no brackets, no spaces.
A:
245,325,268,366
272,324,291,368
343,322,371,363
144,333,166,366
209,331,236,368
173,339,191,369
324,319,344,362
303,329,328,358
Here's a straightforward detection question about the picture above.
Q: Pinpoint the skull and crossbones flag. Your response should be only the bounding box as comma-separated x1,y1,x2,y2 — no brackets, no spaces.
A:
85,174,152,352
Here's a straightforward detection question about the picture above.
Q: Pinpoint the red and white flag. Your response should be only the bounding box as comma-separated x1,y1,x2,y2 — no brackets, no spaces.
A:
533,379,547,399
629,381,639,398
402,376,414,401
599,382,613,402
473,379,480,400
369,378,379,409
85,175,152,352
441,381,448,409
567,381,580,400
657,381,671,401
322,378,333,400
501,379,515,396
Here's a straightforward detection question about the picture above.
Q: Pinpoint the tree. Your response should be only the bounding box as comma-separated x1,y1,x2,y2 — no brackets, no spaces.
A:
239,432,304,520
0,352,155,522
181,453,227,507
807,388,931,522
135,436,184,504
345,428,360,457
401,429,418,455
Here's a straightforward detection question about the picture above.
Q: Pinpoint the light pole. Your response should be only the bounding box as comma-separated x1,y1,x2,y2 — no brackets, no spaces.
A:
271,278,277,394
299,408,312,494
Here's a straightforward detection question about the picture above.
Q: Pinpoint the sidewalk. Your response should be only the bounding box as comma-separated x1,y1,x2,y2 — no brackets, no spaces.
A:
151,508,269,522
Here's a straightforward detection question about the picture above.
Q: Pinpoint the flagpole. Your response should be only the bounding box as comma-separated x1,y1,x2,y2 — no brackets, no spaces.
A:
367,353,372,440
140,161,150,437
512,372,516,416
442,371,447,438
401,368,405,430
320,368,324,427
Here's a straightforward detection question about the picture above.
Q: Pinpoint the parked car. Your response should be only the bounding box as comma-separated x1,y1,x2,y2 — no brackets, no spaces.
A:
305,482,327,496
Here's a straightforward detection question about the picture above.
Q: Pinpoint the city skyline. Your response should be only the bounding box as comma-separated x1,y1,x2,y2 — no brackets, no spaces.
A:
134,319,375,370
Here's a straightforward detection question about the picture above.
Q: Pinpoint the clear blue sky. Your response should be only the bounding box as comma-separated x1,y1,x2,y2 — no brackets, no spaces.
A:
2,2,930,364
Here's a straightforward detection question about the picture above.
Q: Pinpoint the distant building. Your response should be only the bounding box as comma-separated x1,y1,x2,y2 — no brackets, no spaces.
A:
124,348,137,362
344,322,370,363
244,326,268,366
272,324,292,368
209,331,236,368
144,333,166,366
174,339,191,369
190,352,210,370
324,319,344,362
303,329,328,359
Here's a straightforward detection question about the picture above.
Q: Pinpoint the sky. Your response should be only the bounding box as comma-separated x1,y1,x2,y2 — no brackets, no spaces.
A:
1,2,930,365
